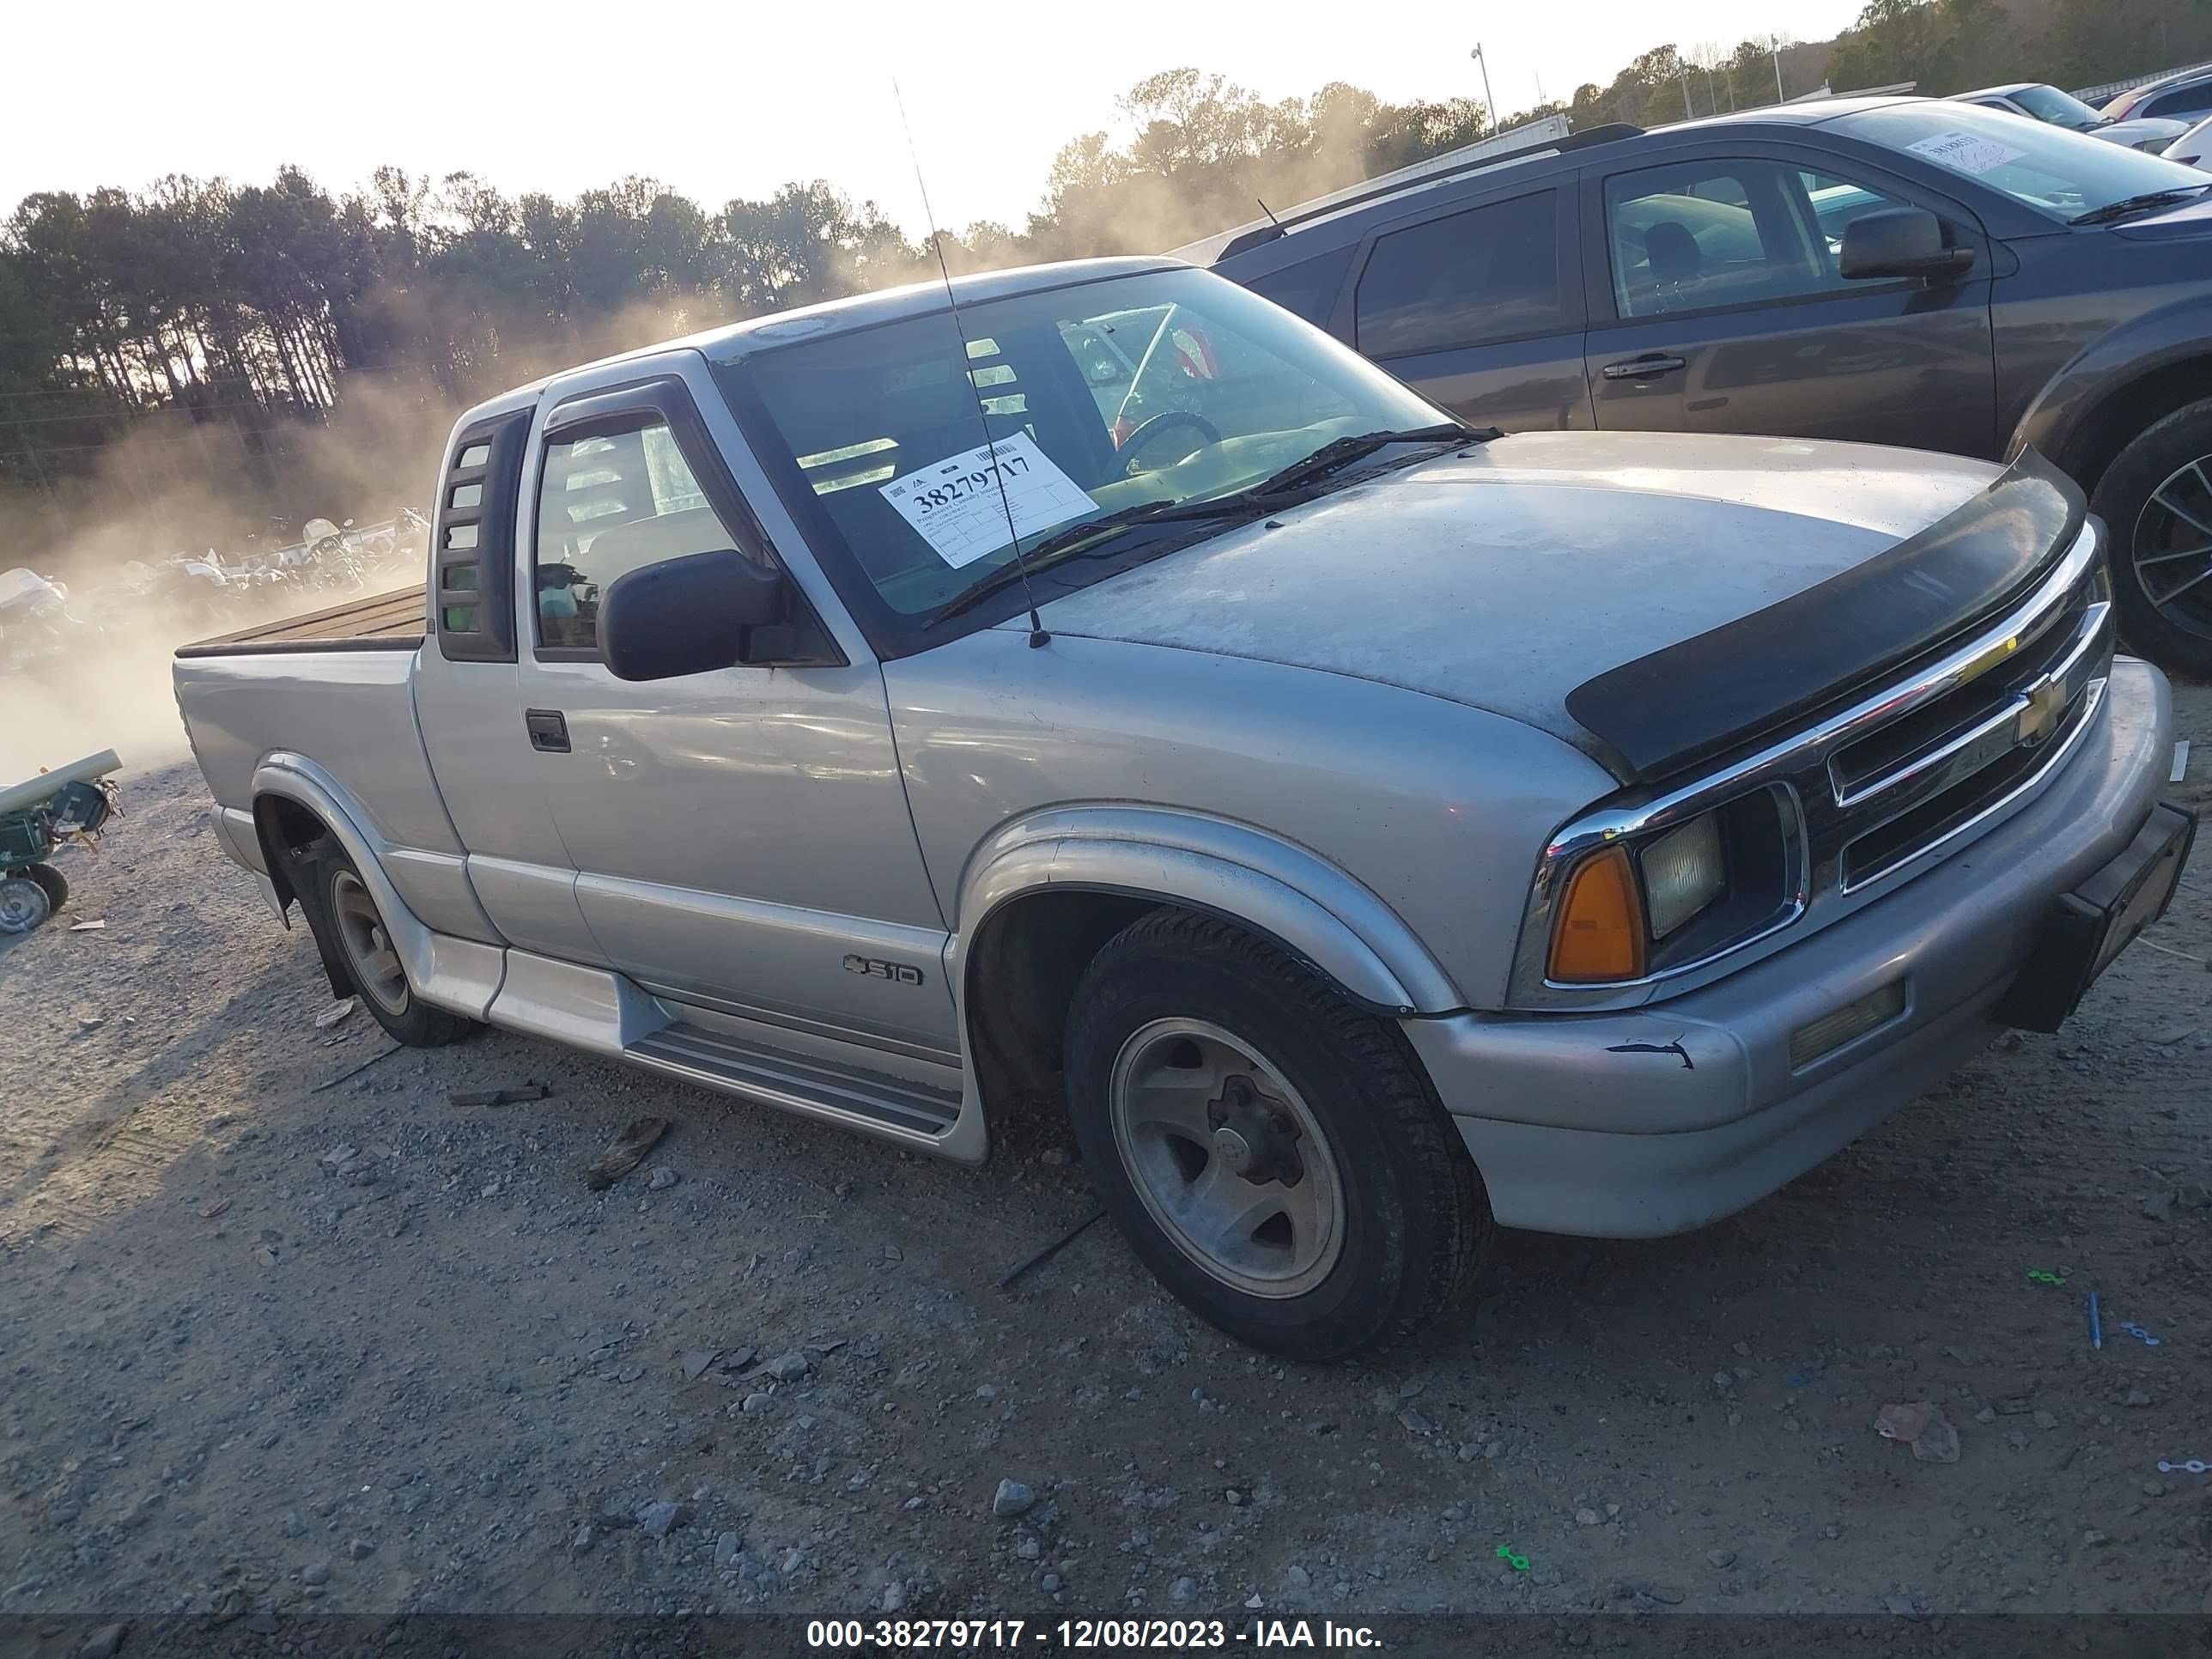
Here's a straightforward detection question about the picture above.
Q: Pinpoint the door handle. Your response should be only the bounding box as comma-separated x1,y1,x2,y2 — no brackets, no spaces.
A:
525,709,570,753
1602,355,1687,380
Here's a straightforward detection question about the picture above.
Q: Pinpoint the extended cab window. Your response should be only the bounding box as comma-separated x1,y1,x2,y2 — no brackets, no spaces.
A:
1354,191,1564,357
1604,160,1909,319
533,420,736,651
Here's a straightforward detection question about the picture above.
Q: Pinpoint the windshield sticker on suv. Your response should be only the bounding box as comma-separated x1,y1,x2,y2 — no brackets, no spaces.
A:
879,431,1098,568
1906,131,2027,175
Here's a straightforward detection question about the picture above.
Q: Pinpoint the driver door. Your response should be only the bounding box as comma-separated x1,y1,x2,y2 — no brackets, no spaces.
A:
510,354,958,1057
1580,145,2000,457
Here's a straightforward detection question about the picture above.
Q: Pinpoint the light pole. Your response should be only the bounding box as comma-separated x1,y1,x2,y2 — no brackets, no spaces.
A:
1771,35,1787,103
1469,44,1497,134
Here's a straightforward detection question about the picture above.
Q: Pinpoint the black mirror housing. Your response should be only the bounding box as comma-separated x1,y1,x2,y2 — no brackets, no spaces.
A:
1840,207,1977,281
599,549,789,682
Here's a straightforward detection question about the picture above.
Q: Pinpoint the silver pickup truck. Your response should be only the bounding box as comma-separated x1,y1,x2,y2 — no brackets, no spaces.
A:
174,257,2193,1358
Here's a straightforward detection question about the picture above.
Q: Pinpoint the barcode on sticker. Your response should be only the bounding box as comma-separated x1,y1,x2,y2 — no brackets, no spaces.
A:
879,431,1097,569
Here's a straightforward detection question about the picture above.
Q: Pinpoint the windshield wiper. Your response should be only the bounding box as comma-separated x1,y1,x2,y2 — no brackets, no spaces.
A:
2070,185,2211,225
919,495,1262,630
1238,422,1479,498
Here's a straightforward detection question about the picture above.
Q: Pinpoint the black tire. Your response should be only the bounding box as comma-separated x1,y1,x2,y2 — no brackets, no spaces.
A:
2089,397,2212,680
1062,908,1490,1359
302,839,477,1048
23,862,67,913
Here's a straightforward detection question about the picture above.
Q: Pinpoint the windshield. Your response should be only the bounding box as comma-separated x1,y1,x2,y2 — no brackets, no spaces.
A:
2006,84,2104,129
1838,102,2209,219
717,268,1449,643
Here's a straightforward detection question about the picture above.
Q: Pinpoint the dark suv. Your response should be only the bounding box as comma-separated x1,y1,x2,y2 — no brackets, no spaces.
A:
1206,98,2212,675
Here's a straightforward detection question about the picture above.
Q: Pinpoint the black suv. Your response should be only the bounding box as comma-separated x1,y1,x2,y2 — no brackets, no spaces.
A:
1206,98,2212,676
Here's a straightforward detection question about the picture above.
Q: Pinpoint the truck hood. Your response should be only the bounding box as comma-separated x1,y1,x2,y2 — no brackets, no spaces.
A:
1030,431,2063,781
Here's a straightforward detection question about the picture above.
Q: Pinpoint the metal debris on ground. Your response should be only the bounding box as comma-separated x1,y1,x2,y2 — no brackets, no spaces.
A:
313,998,356,1030
1495,1546,1529,1571
2156,1459,2209,1474
1876,1401,1961,1462
2121,1322,2163,1346
2027,1268,2068,1285
586,1115,671,1190
309,1045,400,1092
450,1084,554,1106
2172,739,2192,784
1876,1401,1936,1442
998,1208,1107,1290
69,920,106,931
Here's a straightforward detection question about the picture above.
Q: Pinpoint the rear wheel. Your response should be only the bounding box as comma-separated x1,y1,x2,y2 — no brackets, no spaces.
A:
305,840,477,1048
2090,398,2212,679
1063,908,1490,1359
22,863,67,915
0,875,52,936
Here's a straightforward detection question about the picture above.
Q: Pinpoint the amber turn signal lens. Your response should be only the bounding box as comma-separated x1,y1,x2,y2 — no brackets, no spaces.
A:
1547,845,1646,983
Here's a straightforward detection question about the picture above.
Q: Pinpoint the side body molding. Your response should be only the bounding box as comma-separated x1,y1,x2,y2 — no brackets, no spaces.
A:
250,755,506,1019
950,805,1464,1016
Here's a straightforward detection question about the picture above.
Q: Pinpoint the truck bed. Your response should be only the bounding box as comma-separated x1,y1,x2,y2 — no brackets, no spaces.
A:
173,584,426,659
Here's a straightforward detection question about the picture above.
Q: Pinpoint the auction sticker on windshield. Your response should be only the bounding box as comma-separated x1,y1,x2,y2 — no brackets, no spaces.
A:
1905,131,2026,175
880,432,1097,568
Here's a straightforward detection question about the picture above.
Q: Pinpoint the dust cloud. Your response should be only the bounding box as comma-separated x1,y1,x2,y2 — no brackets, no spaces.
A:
0,295,740,792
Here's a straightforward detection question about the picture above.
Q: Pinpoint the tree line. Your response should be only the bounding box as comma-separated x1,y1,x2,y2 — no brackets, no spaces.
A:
0,0,2194,550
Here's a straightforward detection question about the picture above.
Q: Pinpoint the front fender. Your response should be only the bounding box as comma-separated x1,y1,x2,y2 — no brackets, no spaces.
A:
252,756,504,1019
951,805,1464,1016
2007,294,2212,471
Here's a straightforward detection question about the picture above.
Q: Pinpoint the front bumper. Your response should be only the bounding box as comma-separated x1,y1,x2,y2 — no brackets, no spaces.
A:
1402,657,2179,1239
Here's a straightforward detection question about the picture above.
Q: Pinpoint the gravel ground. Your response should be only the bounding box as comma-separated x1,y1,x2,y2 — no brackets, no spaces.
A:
1,681,2208,1626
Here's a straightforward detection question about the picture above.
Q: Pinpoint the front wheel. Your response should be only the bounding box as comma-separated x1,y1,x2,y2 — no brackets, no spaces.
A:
1063,909,1490,1359
2089,398,2212,679
0,874,52,936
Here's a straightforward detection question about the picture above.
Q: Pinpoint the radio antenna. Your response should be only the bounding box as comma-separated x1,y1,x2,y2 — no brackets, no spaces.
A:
1255,196,1282,228
892,78,1050,648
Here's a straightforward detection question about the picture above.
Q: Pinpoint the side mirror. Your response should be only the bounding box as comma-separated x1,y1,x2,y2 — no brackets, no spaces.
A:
1840,207,1976,281
599,549,788,682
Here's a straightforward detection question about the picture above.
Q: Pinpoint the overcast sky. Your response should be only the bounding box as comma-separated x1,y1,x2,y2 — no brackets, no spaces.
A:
4,0,1864,236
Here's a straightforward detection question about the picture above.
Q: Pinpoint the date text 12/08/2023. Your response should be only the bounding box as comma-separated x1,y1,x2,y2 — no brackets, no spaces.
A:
804,1617,1383,1650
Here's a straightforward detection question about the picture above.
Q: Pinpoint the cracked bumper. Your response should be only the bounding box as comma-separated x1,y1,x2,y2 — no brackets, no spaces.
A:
1401,657,2177,1239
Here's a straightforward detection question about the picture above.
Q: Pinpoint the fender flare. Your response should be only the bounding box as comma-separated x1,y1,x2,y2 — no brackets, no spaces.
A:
250,755,501,1019
2007,295,2212,474
949,805,1465,1018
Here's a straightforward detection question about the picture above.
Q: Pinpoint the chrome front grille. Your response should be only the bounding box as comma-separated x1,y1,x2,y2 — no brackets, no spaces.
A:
1512,524,2112,1009
1823,550,2110,891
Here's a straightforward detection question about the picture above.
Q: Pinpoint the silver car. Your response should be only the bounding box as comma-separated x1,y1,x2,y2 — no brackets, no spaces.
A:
173,258,2191,1357
1954,82,2189,151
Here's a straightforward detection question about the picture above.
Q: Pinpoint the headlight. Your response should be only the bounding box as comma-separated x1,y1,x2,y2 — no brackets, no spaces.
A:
1640,812,1726,939
1546,809,1730,983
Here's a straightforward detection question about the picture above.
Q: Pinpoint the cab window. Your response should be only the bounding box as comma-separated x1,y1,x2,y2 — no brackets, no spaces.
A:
533,419,738,652
1604,159,1913,319
1353,191,1565,357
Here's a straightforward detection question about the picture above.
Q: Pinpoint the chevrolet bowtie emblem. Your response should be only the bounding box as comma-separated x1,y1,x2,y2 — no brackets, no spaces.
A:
2016,677,2066,747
